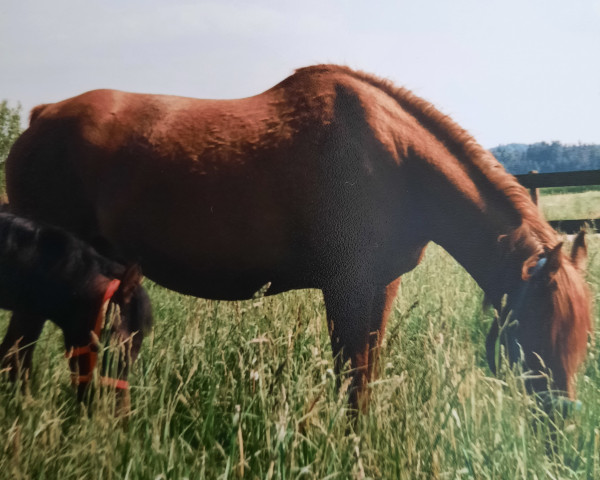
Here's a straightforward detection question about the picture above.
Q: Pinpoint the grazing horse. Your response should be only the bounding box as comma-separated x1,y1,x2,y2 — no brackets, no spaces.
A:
0,212,152,407
4,64,591,410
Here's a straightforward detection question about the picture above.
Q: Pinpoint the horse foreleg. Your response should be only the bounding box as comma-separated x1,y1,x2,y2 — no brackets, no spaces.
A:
367,277,401,390
323,277,400,412
0,312,46,382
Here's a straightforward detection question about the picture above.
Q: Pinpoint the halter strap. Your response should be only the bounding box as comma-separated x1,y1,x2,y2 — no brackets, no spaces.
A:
65,278,129,390
93,278,122,339
529,257,548,277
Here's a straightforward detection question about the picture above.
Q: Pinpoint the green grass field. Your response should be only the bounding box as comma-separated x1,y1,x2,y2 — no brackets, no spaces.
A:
0,232,599,479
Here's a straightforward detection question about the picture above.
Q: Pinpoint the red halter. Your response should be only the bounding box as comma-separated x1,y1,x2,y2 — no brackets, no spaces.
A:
65,279,129,390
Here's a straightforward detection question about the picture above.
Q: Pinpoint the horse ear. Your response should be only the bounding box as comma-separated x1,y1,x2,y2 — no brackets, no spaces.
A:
571,230,587,271
118,264,143,303
544,242,563,275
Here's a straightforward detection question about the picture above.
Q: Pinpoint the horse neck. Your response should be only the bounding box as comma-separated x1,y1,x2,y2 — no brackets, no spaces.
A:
409,146,555,303
429,216,534,303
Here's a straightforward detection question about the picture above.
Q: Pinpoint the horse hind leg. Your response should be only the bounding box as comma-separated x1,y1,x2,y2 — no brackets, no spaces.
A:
323,276,401,412
0,312,46,382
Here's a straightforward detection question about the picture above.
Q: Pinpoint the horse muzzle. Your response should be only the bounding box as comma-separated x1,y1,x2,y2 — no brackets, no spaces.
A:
536,391,583,417
486,316,583,417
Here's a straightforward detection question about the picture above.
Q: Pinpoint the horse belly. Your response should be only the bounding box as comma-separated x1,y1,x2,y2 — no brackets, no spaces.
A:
134,257,277,300
92,162,311,297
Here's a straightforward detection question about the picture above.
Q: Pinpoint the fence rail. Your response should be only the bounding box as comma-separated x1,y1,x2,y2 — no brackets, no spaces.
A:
514,169,600,234
514,169,600,190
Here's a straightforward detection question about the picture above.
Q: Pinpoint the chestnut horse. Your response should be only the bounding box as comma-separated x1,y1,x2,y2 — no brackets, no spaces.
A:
0,212,152,408
4,65,591,410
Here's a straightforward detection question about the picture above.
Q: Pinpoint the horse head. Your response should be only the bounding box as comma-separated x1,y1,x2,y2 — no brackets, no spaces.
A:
486,231,591,410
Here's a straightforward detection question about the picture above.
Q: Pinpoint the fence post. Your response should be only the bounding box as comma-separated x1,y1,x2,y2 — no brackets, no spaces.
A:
528,170,539,205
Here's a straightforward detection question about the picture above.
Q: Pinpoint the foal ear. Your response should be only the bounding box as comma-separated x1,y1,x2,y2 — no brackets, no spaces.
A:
544,242,563,275
118,264,144,303
571,230,587,271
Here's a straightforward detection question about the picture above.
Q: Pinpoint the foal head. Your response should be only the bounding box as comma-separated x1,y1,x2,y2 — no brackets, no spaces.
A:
487,231,591,401
65,264,153,405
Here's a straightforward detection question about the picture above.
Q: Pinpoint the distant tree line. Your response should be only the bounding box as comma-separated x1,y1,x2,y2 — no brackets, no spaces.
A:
0,101,22,163
490,142,600,174
0,102,22,194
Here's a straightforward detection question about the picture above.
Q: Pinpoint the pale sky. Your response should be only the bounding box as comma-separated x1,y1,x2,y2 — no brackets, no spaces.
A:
1,0,599,148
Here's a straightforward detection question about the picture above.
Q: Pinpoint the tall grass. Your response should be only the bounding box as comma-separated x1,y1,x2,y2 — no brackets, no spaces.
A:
1,239,598,479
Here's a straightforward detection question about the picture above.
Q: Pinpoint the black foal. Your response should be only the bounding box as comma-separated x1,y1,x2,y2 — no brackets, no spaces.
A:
0,212,152,408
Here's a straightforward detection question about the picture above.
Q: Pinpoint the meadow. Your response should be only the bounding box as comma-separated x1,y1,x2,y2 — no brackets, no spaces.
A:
540,190,600,222
0,188,599,479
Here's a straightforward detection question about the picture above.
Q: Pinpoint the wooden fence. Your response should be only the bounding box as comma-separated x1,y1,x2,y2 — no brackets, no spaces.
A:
514,169,600,234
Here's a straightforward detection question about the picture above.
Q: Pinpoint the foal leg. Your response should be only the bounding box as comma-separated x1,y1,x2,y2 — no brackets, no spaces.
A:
105,326,146,417
323,276,401,412
0,312,46,382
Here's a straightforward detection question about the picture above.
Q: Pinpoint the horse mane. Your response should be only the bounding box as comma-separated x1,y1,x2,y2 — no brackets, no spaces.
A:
294,64,591,393
551,258,591,393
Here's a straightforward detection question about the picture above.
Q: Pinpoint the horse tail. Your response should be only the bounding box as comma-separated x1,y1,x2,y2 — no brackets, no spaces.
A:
29,104,50,125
